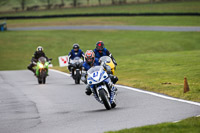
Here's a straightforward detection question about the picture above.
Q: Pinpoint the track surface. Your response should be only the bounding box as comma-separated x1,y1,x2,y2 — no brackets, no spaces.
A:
8,25,200,32
0,70,200,133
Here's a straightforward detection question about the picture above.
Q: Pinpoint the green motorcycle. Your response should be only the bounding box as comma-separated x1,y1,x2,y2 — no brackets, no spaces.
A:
35,57,52,84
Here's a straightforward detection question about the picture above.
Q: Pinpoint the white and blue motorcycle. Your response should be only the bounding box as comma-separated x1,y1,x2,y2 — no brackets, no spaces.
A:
87,66,117,110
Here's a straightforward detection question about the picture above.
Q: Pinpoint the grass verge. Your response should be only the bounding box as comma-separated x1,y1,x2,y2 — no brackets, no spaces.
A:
5,16,200,28
0,30,199,102
106,116,200,133
1,1,200,17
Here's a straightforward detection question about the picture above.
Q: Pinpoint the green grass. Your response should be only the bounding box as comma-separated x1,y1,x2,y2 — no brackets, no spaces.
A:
106,116,200,133
5,16,200,28
0,30,200,102
1,1,200,16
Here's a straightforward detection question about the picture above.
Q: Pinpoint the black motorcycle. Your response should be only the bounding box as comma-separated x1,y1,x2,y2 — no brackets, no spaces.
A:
69,57,83,84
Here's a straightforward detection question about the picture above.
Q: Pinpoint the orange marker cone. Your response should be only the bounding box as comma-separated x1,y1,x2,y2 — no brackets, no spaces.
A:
184,77,190,93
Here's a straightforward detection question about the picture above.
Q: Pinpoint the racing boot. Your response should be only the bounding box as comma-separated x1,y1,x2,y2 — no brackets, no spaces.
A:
110,74,118,84
111,86,117,108
27,65,36,75
85,85,92,96
34,69,36,76
111,101,116,108
46,70,49,76
70,68,74,77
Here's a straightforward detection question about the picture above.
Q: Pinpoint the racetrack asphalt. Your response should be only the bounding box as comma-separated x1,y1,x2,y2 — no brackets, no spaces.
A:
0,70,200,133
8,25,200,32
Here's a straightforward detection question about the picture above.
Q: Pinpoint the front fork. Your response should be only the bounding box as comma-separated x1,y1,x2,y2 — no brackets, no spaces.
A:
91,81,116,104
36,68,48,77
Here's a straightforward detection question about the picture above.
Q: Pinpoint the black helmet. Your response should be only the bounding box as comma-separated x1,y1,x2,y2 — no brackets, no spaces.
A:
96,41,104,51
73,43,79,52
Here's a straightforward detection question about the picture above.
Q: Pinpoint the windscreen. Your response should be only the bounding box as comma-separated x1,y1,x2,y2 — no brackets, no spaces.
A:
99,56,111,65
88,66,103,74
38,57,46,64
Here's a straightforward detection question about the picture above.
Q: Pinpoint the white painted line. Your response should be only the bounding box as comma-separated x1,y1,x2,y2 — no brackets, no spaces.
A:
50,69,70,76
173,120,181,123
196,115,200,117
116,85,200,107
50,69,200,107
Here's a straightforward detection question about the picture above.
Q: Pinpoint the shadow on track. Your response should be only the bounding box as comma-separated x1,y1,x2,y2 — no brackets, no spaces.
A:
83,107,124,113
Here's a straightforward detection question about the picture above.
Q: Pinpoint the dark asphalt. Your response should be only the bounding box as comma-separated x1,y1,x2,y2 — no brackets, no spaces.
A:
0,70,200,133
8,25,200,32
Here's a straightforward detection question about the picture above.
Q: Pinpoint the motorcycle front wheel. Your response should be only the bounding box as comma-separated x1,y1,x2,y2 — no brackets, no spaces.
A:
38,70,46,84
38,78,42,84
99,89,111,110
75,70,80,84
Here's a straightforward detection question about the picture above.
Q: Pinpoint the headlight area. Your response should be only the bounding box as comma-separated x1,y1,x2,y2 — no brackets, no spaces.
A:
39,63,44,68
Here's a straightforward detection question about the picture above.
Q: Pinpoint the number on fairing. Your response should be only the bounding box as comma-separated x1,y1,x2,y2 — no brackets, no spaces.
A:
93,72,98,78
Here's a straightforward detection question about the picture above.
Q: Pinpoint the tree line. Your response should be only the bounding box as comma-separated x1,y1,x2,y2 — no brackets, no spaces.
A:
0,0,189,12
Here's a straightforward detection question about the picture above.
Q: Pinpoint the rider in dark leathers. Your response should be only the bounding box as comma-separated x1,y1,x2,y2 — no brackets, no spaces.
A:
68,43,85,76
93,41,118,84
93,41,117,66
27,46,48,74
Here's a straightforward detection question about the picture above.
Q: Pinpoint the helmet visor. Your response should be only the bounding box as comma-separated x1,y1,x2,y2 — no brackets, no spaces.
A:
38,48,42,51
86,57,94,63
97,45,103,51
74,48,78,52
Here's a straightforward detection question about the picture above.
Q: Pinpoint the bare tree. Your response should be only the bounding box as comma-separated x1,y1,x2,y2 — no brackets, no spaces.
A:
40,0,53,9
61,0,64,5
98,0,101,5
12,0,26,11
14,0,26,11
72,0,77,7
21,0,26,10
87,0,90,6
150,0,156,3
111,0,116,5
47,0,51,9
119,0,127,4
60,0,65,7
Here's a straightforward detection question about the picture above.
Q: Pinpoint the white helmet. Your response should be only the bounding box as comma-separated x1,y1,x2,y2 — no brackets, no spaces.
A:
36,46,43,52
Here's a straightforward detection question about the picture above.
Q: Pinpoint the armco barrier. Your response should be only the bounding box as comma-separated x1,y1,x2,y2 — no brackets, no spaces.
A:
1,13,200,20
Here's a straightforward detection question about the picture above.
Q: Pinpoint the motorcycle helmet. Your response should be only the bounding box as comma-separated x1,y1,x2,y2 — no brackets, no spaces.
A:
85,50,95,65
37,46,43,52
73,43,79,52
96,41,104,53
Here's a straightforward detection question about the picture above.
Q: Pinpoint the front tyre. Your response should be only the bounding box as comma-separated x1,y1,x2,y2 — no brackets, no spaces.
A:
75,70,80,84
38,70,46,84
75,78,80,84
38,78,42,84
99,89,111,110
